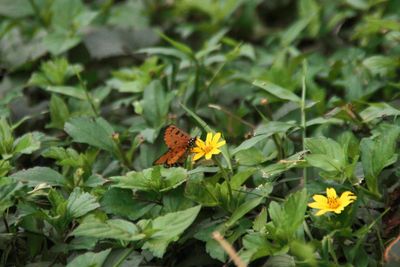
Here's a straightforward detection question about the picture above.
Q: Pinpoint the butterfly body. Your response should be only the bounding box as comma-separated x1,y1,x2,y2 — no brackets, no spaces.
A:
154,125,196,167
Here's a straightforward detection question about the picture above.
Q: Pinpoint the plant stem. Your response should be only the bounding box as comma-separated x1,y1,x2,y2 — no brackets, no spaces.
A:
75,70,98,117
214,157,233,207
112,247,134,267
301,60,307,184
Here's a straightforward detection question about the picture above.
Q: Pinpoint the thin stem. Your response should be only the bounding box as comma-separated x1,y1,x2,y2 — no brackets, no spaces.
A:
2,211,10,233
301,60,308,184
112,247,134,267
75,70,98,117
214,157,233,207
262,102,284,160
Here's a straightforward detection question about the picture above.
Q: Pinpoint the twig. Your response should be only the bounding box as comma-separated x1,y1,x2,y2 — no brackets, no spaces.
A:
212,231,247,267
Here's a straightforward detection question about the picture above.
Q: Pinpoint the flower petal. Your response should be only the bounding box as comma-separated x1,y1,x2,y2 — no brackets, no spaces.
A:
315,209,329,216
312,194,327,203
215,140,226,148
192,147,203,153
308,201,327,209
205,152,212,160
333,206,345,214
195,138,205,149
211,132,221,145
340,191,356,202
193,152,205,161
206,133,213,145
326,188,337,199
210,148,221,155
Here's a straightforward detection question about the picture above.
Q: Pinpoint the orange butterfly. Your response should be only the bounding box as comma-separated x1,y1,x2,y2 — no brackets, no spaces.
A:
154,125,196,167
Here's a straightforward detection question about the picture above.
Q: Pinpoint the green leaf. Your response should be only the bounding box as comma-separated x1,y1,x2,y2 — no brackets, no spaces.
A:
0,117,14,158
28,58,83,86
360,103,400,123
142,80,172,128
10,167,66,186
268,189,307,241
44,85,87,100
225,197,263,228
110,167,187,192
253,207,267,232
265,255,295,267
67,188,100,218
231,168,257,189
305,137,346,174
67,248,111,267
158,31,194,58
253,80,300,102
232,135,266,155
0,182,23,213
289,240,317,266
363,55,399,76
0,0,33,18
13,132,41,155
185,178,220,206
64,116,118,155
72,216,145,241
240,232,275,263
47,94,70,129
254,121,298,136
136,47,188,59
141,205,201,257
281,17,312,46
360,124,400,196
101,188,156,220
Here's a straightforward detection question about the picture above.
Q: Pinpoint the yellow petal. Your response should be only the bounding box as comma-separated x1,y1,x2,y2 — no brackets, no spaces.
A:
193,152,205,161
205,152,212,160
192,147,203,153
326,188,337,199
195,138,205,149
340,191,356,202
333,206,345,214
308,201,327,209
215,140,226,148
315,209,329,216
312,194,327,203
206,133,213,145
210,148,221,155
211,132,221,145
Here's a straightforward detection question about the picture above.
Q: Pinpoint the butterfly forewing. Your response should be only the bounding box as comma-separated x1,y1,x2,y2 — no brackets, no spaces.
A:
154,125,194,167
164,125,191,148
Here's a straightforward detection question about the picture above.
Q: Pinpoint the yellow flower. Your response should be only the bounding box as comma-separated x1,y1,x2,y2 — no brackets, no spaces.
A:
192,132,226,161
308,188,357,216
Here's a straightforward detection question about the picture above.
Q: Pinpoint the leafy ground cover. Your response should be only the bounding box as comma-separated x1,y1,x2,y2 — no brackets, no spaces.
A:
1,0,400,266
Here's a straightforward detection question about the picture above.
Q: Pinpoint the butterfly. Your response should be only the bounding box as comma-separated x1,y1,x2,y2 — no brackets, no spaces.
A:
154,125,196,167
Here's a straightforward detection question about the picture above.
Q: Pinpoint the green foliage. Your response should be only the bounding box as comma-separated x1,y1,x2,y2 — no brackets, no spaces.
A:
1,0,399,265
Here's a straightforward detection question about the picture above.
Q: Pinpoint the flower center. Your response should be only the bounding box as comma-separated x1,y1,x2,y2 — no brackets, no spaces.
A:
203,145,213,154
327,197,340,209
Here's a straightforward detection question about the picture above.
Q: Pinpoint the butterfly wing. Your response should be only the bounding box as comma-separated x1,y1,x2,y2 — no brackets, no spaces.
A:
154,146,187,166
164,125,190,148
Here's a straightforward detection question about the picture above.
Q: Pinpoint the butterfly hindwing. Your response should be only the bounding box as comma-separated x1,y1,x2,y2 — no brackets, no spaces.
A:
154,125,194,167
154,146,187,166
